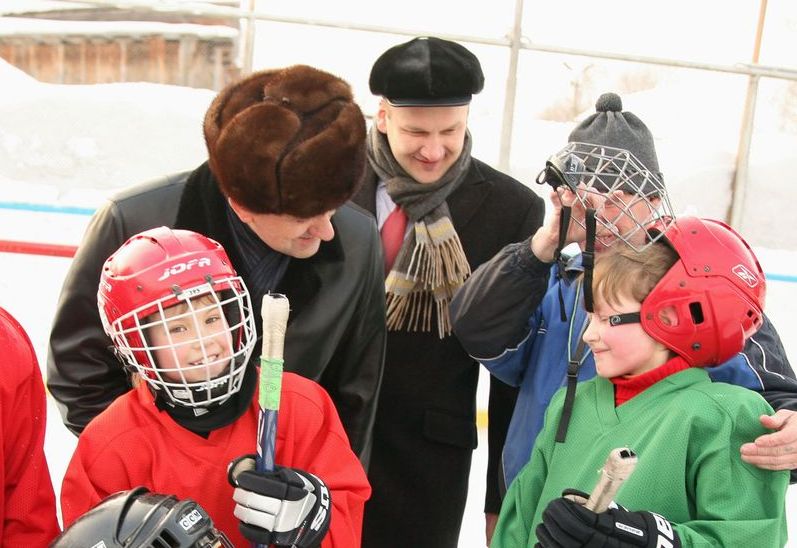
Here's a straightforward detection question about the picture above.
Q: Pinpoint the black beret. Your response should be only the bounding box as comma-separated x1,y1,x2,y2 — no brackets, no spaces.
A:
369,37,484,107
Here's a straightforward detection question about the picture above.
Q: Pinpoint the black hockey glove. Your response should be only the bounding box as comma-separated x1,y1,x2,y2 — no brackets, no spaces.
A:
228,454,331,548
536,490,681,548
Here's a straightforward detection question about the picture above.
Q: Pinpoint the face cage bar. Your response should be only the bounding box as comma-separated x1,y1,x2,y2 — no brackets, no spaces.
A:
110,277,256,407
538,142,676,252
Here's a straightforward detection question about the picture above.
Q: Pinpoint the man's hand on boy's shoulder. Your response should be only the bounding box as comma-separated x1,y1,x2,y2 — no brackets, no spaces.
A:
740,409,797,476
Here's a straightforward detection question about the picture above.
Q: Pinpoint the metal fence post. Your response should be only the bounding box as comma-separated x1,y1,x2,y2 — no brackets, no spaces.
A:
729,0,768,231
239,0,256,75
498,0,524,173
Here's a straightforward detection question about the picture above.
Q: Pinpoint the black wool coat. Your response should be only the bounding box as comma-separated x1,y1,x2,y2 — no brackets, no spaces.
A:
46,162,386,462
352,158,545,548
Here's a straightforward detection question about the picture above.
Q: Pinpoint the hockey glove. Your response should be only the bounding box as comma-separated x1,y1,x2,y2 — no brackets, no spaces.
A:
536,490,681,548
228,454,331,548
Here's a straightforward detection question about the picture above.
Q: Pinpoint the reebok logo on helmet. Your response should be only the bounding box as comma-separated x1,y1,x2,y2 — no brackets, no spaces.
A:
732,264,759,288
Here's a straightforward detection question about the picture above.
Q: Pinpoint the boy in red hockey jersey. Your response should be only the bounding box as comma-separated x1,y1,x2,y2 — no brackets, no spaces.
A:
60,226,370,547
0,306,60,546
491,216,788,547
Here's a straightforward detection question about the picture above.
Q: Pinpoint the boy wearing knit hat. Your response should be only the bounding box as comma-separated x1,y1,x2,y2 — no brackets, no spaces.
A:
351,36,545,547
47,65,386,466
450,93,797,533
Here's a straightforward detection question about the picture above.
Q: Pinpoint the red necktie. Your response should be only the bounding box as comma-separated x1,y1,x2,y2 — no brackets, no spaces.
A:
381,206,408,274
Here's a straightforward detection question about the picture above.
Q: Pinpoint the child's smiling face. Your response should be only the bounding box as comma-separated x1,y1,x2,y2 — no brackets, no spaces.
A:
147,295,233,384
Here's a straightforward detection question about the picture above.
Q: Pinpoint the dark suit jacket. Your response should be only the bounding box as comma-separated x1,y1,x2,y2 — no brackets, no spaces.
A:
353,158,545,548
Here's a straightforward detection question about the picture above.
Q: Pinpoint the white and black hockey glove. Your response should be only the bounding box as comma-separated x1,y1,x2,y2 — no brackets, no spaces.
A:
536,490,682,548
227,454,331,548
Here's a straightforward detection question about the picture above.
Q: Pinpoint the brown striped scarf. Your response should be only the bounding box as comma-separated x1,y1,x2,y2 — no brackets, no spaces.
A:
366,126,472,338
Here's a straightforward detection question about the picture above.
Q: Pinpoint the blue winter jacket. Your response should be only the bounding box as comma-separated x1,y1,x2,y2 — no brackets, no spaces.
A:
451,239,797,488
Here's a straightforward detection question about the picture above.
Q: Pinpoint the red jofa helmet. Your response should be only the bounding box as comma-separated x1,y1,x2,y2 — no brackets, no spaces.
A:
98,227,256,407
640,216,765,367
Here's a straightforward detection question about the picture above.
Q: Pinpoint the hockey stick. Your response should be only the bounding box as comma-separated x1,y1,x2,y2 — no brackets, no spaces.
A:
257,293,290,472
255,293,290,548
584,447,638,513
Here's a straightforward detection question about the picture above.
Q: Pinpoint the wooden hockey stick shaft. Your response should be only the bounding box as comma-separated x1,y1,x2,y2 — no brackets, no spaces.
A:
584,447,638,513
257,294,290,474
254,294,289,548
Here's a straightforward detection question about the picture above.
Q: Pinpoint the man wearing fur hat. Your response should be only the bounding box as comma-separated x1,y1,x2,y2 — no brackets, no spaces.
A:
450,92,797,539
47,65,386,463
351,37,545,547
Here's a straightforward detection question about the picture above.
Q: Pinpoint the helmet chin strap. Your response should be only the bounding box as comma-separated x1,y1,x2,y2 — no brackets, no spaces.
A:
554,207,597,444
554,205,572,322
553,206,597,319
582,208,597,313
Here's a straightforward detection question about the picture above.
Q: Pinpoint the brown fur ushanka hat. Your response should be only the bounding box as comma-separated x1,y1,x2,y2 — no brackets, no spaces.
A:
203,65,367,218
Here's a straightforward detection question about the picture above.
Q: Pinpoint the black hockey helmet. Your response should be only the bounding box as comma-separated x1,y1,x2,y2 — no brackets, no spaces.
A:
51,487,232,547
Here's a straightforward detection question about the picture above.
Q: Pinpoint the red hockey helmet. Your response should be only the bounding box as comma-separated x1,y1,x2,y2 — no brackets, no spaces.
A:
639,216,765,367
98,227,256,407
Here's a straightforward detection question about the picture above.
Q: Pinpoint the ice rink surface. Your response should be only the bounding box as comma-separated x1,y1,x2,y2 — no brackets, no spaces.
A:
0,208,794,547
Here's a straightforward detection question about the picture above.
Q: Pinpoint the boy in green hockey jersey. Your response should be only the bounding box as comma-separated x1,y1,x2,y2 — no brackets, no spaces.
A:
491,215,789,547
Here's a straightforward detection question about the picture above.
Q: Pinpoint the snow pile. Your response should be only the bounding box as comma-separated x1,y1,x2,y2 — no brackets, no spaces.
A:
1,57,795,249
0,59,214,207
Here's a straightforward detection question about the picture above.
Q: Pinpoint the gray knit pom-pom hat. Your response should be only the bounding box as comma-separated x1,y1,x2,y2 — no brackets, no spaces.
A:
568,92,662,181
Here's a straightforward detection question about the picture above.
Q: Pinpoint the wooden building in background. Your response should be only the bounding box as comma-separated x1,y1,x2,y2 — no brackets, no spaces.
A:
0,3,240,90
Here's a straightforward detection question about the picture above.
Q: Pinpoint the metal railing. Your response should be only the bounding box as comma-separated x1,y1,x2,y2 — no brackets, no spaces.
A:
52,0,797,228
19,0,797,231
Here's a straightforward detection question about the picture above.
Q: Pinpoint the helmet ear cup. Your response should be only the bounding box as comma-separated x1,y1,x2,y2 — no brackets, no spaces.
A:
640,216,765,367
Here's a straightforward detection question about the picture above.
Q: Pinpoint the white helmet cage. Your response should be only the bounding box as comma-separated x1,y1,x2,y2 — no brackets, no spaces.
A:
104,277,257,408
537,142,676,252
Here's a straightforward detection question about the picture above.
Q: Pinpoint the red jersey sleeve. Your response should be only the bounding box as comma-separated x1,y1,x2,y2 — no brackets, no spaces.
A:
0,308,60,546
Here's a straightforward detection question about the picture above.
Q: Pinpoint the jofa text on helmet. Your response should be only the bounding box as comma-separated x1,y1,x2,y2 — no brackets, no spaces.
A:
158,258,212,281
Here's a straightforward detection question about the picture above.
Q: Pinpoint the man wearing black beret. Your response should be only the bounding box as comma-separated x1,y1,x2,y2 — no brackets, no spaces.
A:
352,36,546,547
